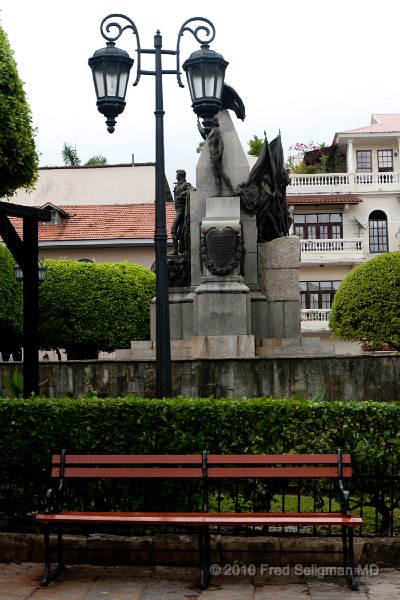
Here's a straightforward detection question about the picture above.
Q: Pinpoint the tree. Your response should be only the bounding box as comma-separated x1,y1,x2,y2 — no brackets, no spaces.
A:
0,25,38,198
247,135,263,156
38,260,156,358
329,251,400,350
0,246,23,357
62,142,107,167
62,143,81,166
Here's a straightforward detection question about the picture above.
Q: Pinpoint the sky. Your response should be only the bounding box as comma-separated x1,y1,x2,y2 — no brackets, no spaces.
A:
1,0,400,190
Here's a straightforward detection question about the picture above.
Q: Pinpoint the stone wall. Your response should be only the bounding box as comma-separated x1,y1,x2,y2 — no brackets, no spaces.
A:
0,355,399,401
1,532,398,568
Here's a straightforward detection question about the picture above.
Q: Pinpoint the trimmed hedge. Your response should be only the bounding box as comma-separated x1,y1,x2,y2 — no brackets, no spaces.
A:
0,246,23,354
330,251,400,349
38,260,156,355
0,396,399,528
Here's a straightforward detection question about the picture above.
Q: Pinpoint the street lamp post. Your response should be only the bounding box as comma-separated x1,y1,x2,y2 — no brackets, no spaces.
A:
89,15,228,398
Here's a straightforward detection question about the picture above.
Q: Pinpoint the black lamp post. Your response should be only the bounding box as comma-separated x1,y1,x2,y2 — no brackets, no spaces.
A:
89,15,227,397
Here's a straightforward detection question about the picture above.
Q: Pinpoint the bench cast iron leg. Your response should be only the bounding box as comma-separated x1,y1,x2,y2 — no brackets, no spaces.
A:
198,526,211,589
41,525,51,587
341,525,359,591
40,525,65,587
347,527,359,590
55,526,65,578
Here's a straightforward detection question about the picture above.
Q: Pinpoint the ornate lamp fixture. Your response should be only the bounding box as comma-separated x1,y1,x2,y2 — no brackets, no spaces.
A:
15,259,47,283
182,39,228,136
88,16,226,135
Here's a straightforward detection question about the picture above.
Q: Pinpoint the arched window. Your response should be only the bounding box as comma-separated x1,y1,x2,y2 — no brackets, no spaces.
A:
369,210,388,253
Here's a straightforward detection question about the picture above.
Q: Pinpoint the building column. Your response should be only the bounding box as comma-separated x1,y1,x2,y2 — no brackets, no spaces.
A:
347,139,354,172
397,138,400,171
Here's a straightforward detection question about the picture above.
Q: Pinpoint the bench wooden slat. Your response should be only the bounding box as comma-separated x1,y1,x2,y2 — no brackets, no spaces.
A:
51,466,204,478
207,466,352,478
52,454,203,465
35,511,363,527
207,454,351,464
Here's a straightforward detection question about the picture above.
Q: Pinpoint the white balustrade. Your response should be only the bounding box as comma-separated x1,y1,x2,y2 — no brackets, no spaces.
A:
289,173,350,188
301,309,331,323
289,171,400,194
300,239,363,253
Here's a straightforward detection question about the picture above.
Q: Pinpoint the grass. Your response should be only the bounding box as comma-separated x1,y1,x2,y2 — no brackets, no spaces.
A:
209,491,400,536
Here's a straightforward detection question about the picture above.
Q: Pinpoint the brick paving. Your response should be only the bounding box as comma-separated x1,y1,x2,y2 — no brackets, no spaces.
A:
0,563,400,599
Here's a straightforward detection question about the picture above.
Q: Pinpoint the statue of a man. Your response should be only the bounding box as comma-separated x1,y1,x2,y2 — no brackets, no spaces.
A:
208,116,235,196
171,169,193,255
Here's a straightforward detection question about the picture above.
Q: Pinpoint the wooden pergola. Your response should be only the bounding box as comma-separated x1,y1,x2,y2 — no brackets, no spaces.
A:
0,201,51,397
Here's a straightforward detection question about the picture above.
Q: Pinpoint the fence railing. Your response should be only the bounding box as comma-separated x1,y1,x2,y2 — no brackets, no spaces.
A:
1,470,398,537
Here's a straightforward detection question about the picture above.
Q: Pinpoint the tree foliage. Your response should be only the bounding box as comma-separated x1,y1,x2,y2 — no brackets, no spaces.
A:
248,134,263,156
38,260,156,355
0,25,38,198
329,251,400,350
62,143,81,166
0,246,23,353
62,142,107,167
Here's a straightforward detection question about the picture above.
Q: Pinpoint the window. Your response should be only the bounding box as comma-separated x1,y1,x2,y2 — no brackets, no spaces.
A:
356,150,372,172
369,210,388,253
293,214,342,239
299,281,341,309
377,150,393,172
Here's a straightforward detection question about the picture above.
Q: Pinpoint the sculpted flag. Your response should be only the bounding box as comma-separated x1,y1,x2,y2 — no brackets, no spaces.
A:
238,133,292,242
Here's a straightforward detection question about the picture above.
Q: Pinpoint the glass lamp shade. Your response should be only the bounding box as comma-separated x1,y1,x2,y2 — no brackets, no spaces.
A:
14,264,23,282
182,45,228,135
14,262,47,282
88,42,134,133
38,262,47,282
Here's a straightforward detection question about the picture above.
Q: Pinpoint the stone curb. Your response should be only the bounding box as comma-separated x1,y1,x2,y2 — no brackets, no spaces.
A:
0,533,399,568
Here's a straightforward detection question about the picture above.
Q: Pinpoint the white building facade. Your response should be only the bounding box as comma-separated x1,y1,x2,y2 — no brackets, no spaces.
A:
287,114,400,353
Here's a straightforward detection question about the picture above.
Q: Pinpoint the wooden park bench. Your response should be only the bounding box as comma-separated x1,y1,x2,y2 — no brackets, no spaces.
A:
35,449,362,589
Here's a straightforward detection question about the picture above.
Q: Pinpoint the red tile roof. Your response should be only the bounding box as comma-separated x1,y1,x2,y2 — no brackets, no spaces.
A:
10,204,176,242
288,196,362,205
336,114,400,135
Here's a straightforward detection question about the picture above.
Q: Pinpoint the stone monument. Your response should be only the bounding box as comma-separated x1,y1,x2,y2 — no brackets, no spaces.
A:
121,107,334,360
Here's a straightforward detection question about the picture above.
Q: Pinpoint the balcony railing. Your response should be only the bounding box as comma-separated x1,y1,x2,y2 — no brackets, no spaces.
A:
301,308,331,322
300,238,364,264
289,171,400,194
301,309,331,331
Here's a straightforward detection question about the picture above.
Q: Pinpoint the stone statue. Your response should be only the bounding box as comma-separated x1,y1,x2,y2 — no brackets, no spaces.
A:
171,169,193,255
207,116,235,197
237,133,292,242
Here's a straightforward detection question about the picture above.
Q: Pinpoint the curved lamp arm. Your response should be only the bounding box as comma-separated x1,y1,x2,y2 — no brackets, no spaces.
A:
176,17,216,88
100,13,142,86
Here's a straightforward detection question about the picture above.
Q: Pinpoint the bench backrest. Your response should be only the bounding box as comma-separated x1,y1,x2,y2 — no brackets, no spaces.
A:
51,450,351,481
49,450,351,513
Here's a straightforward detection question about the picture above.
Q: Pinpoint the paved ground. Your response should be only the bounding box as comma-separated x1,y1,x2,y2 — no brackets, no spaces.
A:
0,562,400,600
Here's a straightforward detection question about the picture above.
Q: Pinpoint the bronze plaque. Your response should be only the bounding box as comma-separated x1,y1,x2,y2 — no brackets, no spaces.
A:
206,228,237,267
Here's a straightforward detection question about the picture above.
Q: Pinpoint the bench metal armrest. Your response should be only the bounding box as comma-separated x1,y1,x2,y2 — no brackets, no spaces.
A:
44,477,63,514
338,480,351,517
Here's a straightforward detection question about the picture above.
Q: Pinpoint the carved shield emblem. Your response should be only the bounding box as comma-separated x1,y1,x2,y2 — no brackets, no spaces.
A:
206,228,237,267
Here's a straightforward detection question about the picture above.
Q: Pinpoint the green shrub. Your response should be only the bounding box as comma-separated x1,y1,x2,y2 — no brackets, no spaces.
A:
38,260,156,355
330,252,400,349
0,246,23,354
0,396,399,529
0,25,38,198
